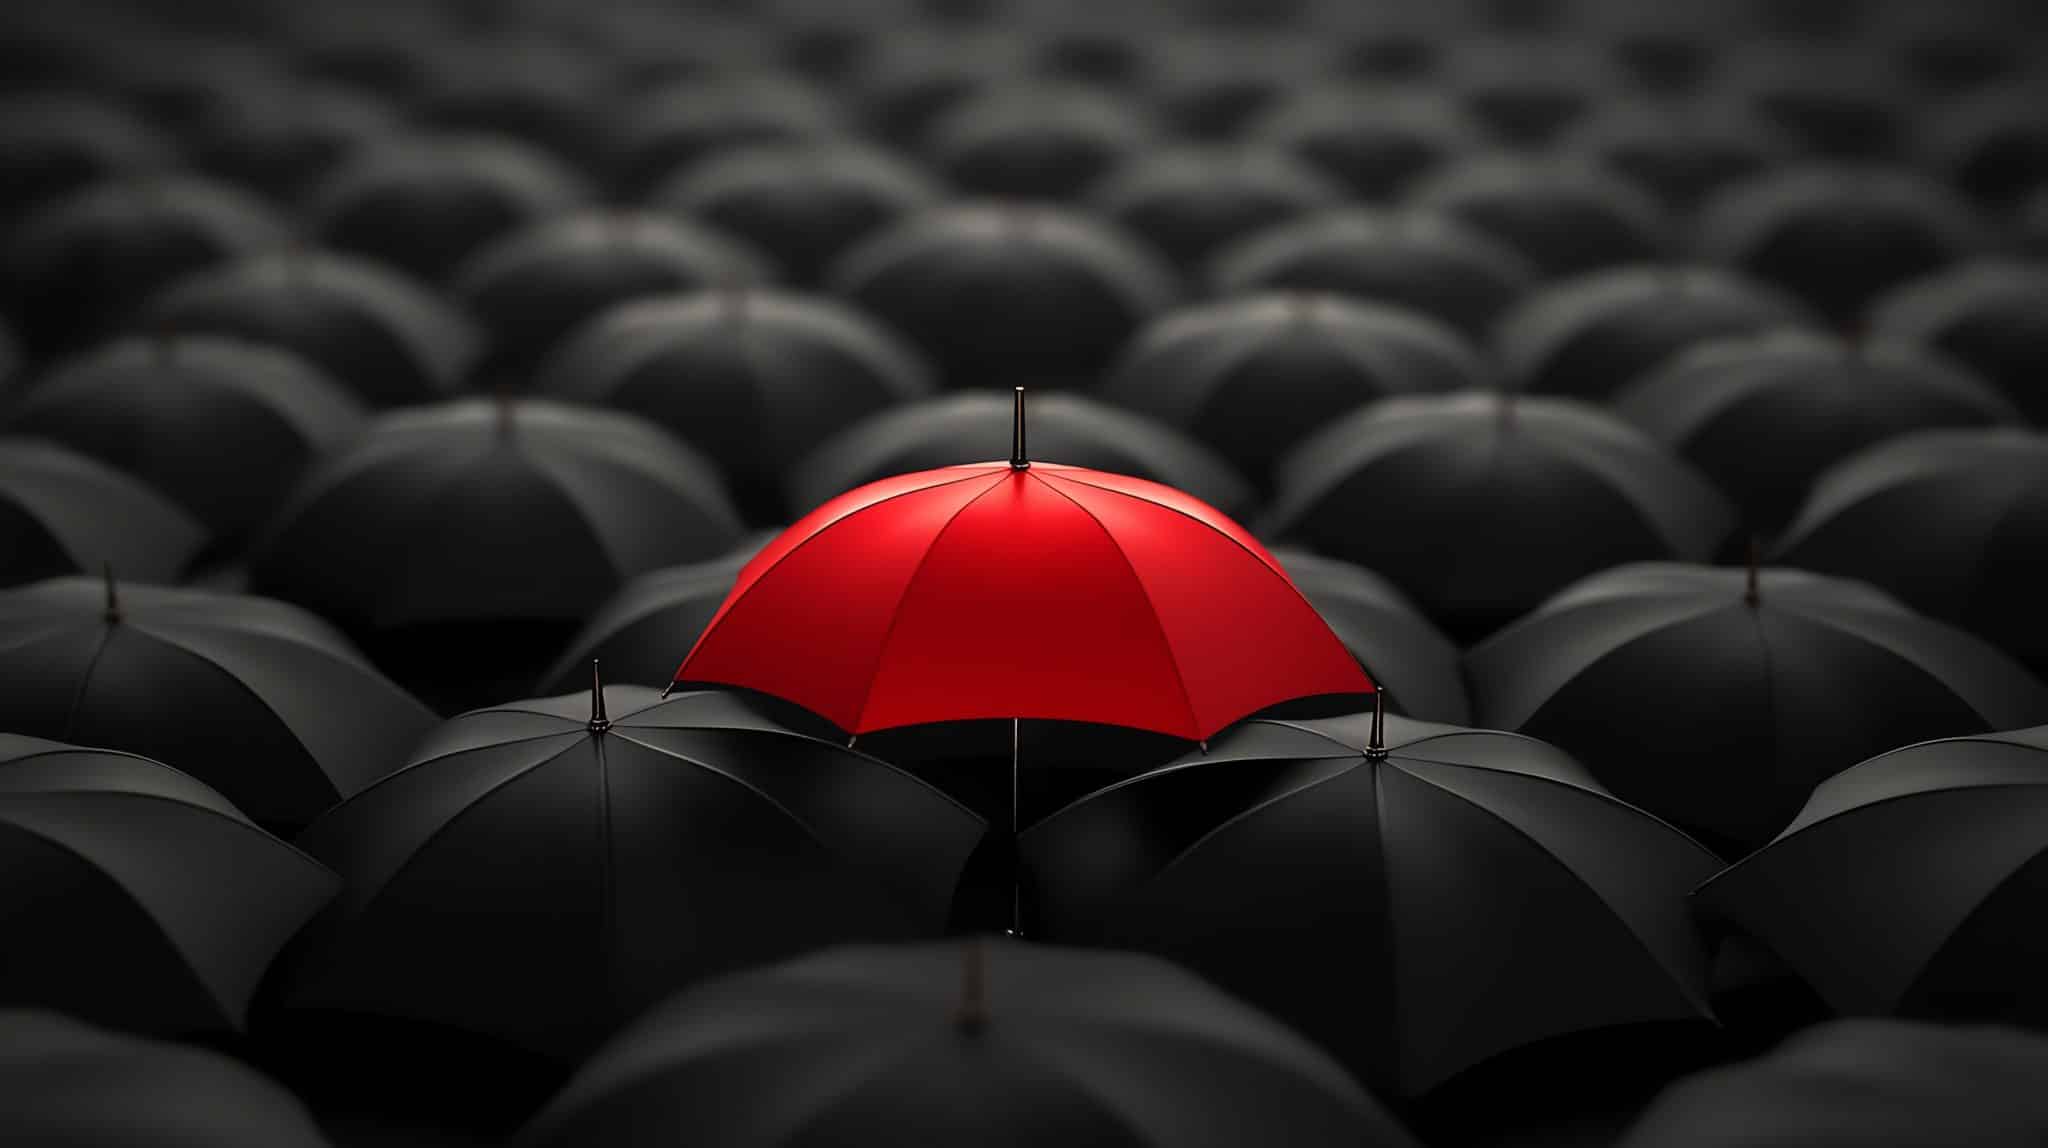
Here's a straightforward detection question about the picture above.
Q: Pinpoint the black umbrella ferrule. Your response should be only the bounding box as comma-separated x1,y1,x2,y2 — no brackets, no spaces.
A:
1364,689,1389,761
1010,387,1029,470
588,660,610,732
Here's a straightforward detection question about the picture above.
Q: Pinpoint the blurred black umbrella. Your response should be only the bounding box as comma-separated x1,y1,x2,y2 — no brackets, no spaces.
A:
789,390,1255,518
1249,87,1483,202
533,290,933,522
1869,262,2048,423
7,336,365,541
1147,33,1331,139
98,39,281,147
139,251,478,408
1265,394,1733,639
1929,85,2048,208
518,940,1418,1148
1270,548,1470,724
287,685,984,1063
1617,1020,2048,1148
0,94,169,227
187,84,397,205
1088,147,1343,273
1441,36,1615,148
927,83,1156,202
1030,22,1150,88
290,23,438,101
831,203,1177,391
1496,266,1812,401
1775,429,2048,670
855,31,1028,149
0,736,338,1033
1022,709,1721,1095
1208,209,1538,339
1103,294,1486,486
536,538,768,695
1467,563,2048,855
0,1011,331,1147
1718,49,1904,161
1406,157,1672,279
415,44,606,168
2,176,289,357
1697,166,1987,326
652,143,941,287
0,437,203,587
610,76,839,198
309,134,588,287
1619,332,2019,535
1561,105,1796,212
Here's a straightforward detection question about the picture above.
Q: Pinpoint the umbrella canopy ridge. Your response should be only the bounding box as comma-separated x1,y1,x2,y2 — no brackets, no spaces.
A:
0,436,205,587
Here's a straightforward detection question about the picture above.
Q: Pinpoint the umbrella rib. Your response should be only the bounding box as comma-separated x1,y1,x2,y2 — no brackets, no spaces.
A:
1140,758,1363,889
1041,470,1301,589
55,622,116,745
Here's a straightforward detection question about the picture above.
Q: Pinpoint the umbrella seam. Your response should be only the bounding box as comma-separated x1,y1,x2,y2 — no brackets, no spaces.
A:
122,621,329,792
1698,781,2048,888
55,623,115,745
1137,758,1366,890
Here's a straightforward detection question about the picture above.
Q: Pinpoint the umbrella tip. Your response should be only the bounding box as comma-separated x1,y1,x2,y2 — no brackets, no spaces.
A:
1744,537,1762,607
101,561,120,624
955,936,990,1036
1010,386,1029,470
1364,688,1389,760
588,660,610,732
659,679,677,700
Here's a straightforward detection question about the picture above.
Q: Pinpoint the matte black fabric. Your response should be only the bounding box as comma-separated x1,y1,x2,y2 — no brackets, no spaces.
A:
610,76,839,198
0,95,172,222
1869,262,2048,423
1089,146,1342,273
186,84,395,205
537,538,767,695
1405,157,1672,279
1249,87,1482,202
929,84,1157,203
0,437,204,587
1272,548,1471,724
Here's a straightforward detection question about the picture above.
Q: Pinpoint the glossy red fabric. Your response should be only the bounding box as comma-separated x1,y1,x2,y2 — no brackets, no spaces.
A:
673,462,1373,738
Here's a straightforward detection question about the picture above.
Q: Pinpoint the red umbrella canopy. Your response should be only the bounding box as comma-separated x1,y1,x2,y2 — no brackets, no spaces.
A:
674,428,1369,740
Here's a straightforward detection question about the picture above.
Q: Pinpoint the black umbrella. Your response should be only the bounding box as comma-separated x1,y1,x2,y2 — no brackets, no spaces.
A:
926,83,1156,202
830,203,1177,391
517,940,1419,1148
187,84,398,206
532,289,933,522
854,31,1029,150
454,211,772,390
8,337,366,542
1102,294,1487,487
1717,48,1905,161
1088,146,1344,273
308,134,589,287
1248,86,1482,202
1405,156,1672,279
1207,208,1538,340
789,390,1255,519
1022,708,1722,1096
0,95,171,223
1560,105,1796,212
1265,394,1733,640
286,683,985,1063
1146,33,1331,140
1694,727,2048,1027
1467,562,2048,855
1928,85,2048,208
1270,547,1470,724
2,176,289,357
289,22,438,101
0,437,203,587
535,538,769,695
1496,266,1812,401
414,44,606,168
1440,36,1615,148
2025,190,2048,259
0,734,339,1032
1774,429,2048,671
650,143,941,287
138,251,478,408
99,38,282,148
1618,332,2019,535
1696,166,1987,326
0,1011,332,1147
609,76,839,198
1868,261,2048,423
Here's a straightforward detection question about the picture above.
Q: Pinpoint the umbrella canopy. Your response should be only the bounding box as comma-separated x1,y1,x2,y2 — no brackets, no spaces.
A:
1271,548,1470,724
1249,87,1483,202
829,203,1177,391
537,538,770,695
854,31,1029,149
0,1011,332,1147
1696,166,1987,325
1207,208,1539,340
0,735,338,1032
926,83,1156,202
790,390,1255,520
533,289,932,523
1441,37,1615,147
137,251,478,408
0,94,172,223
8,337,366,540
286,684,985,1062
454,212,772,390
414,45,606,169
1932,86,2048,208
308,134,589,287
1145,33,1331,140
1774,429,2048,670
1467,562,2048,855
1693,726,2048,1026
1087,146,1344,273
518,940,1419,1148
1021,710,1722,1095
1868,262,2048,423
2024,191,2048,259
1560,105,1795,212
2,175,289,356
1617,332,2019,535
187,84,397,205
1405,157,1672,279
1101,294,1488,486
1265,394,1734,640
0,437,204,587
1496,266,1811,401
609,76,840,197
1716,50,1905,161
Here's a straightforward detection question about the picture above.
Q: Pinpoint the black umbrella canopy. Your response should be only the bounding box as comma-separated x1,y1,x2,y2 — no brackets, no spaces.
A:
830,203,1177,391
308,133,589,287
453,211,772,390
1618,332,2019,536
1,175,290,357
137,251,479,408
1265,394,1734,641
0,735,339,1033
1270,548,1470,724
1145,32,1334,140
96,38,283,147
1774,429,2048,671
2024,190,2048,259
1405,156,1673,280
536,538,769,696
1696,166,1988,326
1439,36,1617,148
1927,84,2048,208
413,42,609,169
532,289,933,523
1088,146,1345,273
1715,47,1906,162
651,142,942,287
1248,86,1484,202
186,83,399,206
925,83,1157,203
518,940,1419,1148
1868,261,2048,423
1207,208,1539,340
1616,1020,2048,1148
1496,266,1812,401
1022,710,1722,1096
788,390,1256,519
288,21,439,101
0,1011,333,1147
8,337,367,541
0,96,172,223
1101,293,1488,487
0,437,204,588
1467,562,2048,856
609,75,840,198
287,685,985,1063
854,30,1031,150
1559,104,1797,212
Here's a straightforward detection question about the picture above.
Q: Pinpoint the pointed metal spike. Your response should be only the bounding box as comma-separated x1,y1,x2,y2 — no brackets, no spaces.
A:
1365,689,1389,760
101,561,120,624
659,679,677,699
588,660,610,731
955,936,989,1035
1010,387,1029,470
